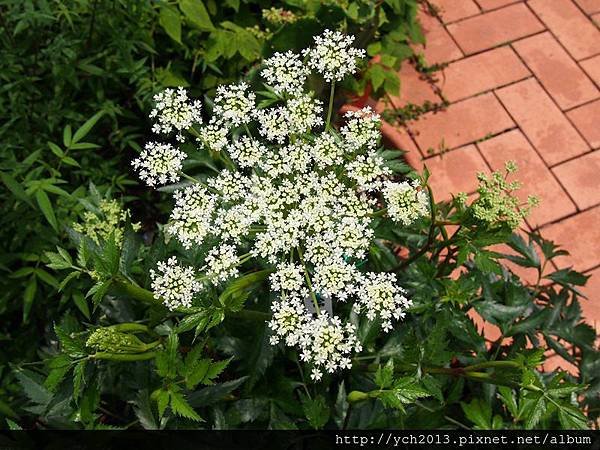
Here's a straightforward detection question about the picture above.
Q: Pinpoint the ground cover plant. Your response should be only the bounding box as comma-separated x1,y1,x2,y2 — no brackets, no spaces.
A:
2,30,597,431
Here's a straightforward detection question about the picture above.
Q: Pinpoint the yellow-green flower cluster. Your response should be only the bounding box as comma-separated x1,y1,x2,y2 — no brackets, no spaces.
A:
470,161,538,229
73,199,140,244
86,328,148,354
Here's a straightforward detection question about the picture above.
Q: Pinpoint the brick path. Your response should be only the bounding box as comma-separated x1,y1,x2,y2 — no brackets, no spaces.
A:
384,0,600,327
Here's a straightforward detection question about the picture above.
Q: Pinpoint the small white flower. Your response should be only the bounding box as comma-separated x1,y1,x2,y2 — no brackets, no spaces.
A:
198,118,229,152
311,132,345,168
255,106,291,144
303,30,365,82
346,153,391,191
297,314,362,380
150,87,203,141
168,184,216,249
213,82,256,127
228,136,266,168
355,272,412,332
313,257,359,300
270,262,305,293
383,180,429,226
150,256,201,310
208,170,250,203
132,142,185,187
261,51,310,95
203,243,240,284
341,107,381,151
268,294,310,346
286,94,324,134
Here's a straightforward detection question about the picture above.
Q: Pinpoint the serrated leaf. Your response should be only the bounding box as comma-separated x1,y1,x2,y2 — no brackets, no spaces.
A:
14,369,52,406
169,390,203,422
45,355,72,392
302,395,330,430
461,398,492,429
375,359,394,389
497,386,518,417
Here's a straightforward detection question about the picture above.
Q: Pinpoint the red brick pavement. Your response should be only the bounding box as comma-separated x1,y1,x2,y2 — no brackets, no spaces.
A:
388,0,600,327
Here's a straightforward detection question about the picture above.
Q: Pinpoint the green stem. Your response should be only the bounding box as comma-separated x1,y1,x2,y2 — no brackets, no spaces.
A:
90,351,157,362
109,323,151,334
297,247,320,314
463,360,521,371
326,82,336,129
369,208,387,218
112,278,160,306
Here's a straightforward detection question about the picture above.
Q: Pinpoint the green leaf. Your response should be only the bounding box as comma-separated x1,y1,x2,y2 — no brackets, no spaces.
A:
14,368,52,406
185,359,211,390
497,386,518,417
35,190,58,232
23,276,37,322
302,395,330,430
72,111,105,145
63,125,72,147
179,0,214,30
0,172,32,206
155,389,170,419
73,360,86,399
375,359,394,389
72,292,90,319
521,394,546,429
45,355,72,392
48,141,64,158
54,324,86,357
461,398,492,429
169,390,203,421
369,64,386,92
160,6,182,44
557,403,588,429
204,358,231,384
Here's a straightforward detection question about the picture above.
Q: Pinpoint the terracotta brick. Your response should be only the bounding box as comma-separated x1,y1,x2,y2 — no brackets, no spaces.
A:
528,0,600,60
440,47,530,102
477,0,521,10
431,0,480,23
581,267,600,328
414,10,463,65
574,0,600,14
593,12,600,24
387,63,440,107
552,150,600,209
496,79,590,165
566,99,600,148
513,32,599,110
580,55,600,86
478,130,577,227
418,145,490,201
447,3,544,54
409,93,514,153
540,206,600,272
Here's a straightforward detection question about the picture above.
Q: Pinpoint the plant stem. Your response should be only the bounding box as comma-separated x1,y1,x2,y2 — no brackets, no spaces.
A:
297,247,320,314
326,82,336,129
90,351,157,362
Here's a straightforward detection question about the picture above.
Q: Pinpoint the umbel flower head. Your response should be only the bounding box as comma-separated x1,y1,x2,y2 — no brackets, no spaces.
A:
135,30,428,381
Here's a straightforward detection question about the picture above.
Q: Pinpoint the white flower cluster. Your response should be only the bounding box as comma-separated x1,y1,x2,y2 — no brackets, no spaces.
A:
150,257,201,310
137,31,427,380
383,180,429,226
150,87,202,142
261,51,310,95
131,142,186,187
303,29,366,82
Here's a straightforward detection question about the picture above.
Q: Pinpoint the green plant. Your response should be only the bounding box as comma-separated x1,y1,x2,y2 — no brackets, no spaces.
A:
9,30,596,429
0,0,423,422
